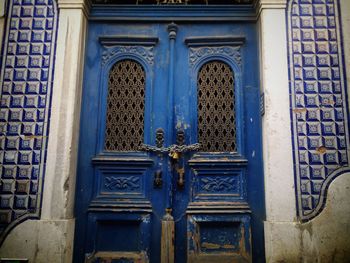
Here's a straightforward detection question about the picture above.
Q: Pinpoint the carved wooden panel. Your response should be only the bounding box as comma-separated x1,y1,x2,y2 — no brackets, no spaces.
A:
187,214,251,263
85,213,151,263
191,168,244,202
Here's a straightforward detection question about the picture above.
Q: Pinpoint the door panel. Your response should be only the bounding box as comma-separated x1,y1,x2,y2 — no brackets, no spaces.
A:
74,21,263,263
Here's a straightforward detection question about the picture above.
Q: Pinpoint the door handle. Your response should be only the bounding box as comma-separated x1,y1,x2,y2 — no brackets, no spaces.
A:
154,170,163,188
176,167,185,188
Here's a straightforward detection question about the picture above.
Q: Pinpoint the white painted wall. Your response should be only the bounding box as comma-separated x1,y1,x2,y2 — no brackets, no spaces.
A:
259,5,296,224
265,174,350,262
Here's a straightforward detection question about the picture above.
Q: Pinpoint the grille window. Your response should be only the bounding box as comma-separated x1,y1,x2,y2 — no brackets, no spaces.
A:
197,61,236,152
104,60,145,151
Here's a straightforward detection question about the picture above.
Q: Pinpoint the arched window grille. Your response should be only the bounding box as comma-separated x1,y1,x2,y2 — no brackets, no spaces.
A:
104,59,145,151
197,60,237,152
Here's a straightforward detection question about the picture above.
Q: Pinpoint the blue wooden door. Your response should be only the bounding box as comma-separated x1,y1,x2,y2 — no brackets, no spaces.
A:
74,21,264,263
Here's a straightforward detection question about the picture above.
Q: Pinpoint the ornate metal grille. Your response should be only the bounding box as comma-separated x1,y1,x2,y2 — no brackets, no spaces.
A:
104,60,145,151
197,61,236,152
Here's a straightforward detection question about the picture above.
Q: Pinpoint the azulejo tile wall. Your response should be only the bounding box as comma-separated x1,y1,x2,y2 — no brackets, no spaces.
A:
0,0,58,242
287,0,350,221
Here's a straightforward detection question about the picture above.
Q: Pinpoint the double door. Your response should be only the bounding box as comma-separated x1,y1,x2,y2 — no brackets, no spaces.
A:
74,21,264,263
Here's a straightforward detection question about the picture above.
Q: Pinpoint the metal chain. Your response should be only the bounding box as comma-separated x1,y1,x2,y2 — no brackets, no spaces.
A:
139,143,201,154
168,143,201,153
138,144,169,153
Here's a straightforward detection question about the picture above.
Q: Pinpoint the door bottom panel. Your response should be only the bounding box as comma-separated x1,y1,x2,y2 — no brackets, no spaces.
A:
187,214,251,263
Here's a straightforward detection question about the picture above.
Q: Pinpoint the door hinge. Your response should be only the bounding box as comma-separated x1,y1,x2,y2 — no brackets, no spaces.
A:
260,92,265,116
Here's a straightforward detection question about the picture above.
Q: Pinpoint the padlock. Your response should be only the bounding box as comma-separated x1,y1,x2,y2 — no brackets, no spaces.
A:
170,151,179,160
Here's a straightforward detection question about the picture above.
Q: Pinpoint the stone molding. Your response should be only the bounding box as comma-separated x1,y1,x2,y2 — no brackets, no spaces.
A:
257,0,287,18
41,2,88,221
57,0,91,17
258,0,287,9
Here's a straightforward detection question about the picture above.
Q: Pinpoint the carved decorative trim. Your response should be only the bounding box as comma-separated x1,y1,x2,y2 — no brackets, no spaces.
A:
185,37,245,47
99,36,158,46
189,46,241,67
200,177,236,192
287,0,350,221
101,46,154,66
105,176,140,191
57,0,91,17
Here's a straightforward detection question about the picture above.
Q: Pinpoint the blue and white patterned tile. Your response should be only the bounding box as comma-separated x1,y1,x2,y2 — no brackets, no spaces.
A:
287,0,350,221
0,0,57,241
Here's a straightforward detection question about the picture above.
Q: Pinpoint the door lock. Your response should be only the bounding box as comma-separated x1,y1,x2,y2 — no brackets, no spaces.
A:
139,128,201,189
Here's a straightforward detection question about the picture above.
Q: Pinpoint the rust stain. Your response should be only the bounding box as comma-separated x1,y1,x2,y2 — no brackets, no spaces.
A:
176,167,185,173
316,146,327,154
192,228,200,251
24,135,45,139
239,226,251,261
322,99,335,105
88,251,148,263
222,244,235,249
293,108,307,113
201,242,221,249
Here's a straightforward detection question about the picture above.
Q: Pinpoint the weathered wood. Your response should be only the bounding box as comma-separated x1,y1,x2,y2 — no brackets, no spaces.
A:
188,253,249,263
161,210,175,263
85,251,148,263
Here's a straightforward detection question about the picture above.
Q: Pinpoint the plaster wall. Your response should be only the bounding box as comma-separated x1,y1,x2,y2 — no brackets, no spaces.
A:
264,174,350,262
259,6,296,224
261,0,350,262
0,20,4,53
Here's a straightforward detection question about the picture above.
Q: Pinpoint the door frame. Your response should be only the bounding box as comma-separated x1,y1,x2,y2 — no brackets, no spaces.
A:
74,5,266,262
